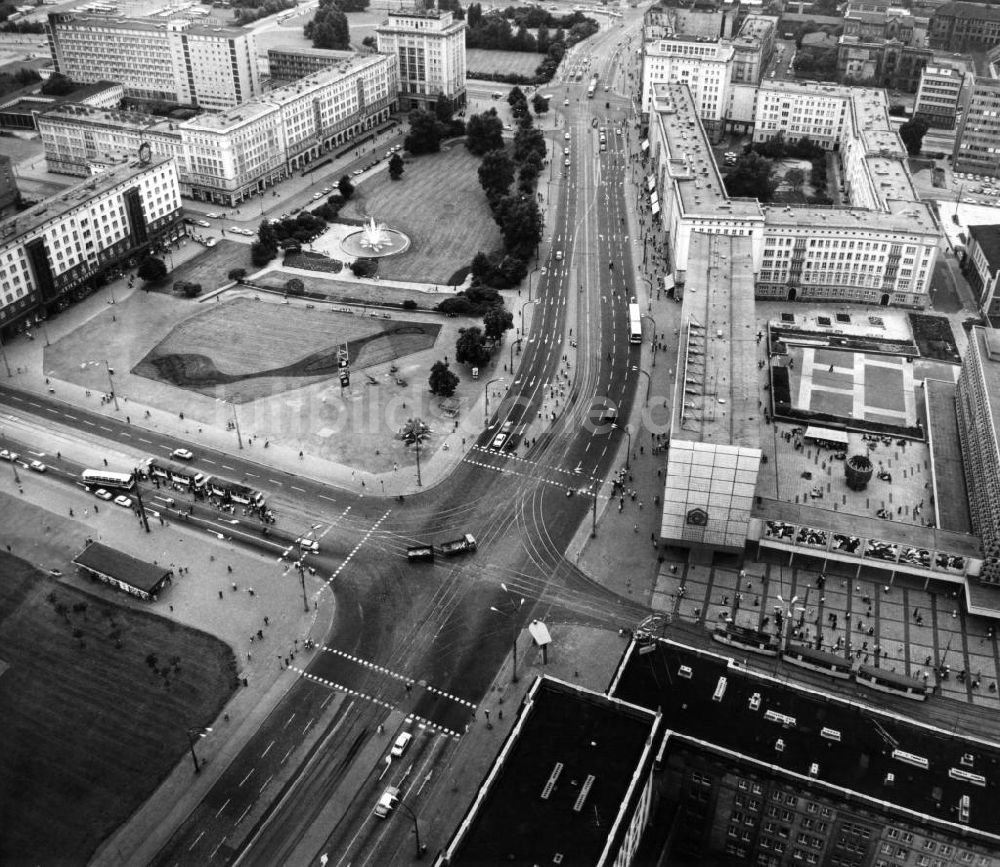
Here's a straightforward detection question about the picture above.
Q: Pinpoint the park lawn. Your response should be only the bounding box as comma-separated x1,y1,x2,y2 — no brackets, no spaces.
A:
0,553,236,865
467,49,544,77
164,239,254,294
341,146,501,285
259,268,438,307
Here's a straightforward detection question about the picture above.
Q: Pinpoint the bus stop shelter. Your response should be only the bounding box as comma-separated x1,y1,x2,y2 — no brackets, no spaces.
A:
73,542,173,602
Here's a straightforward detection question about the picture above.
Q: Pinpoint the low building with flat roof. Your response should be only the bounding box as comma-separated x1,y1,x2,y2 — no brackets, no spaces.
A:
609,637,1000,864
435,676,662,867
73,541,173,600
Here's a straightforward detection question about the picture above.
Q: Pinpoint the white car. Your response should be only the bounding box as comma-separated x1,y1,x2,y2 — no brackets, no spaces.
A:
205,238,218,247
564,147,570,155
322,186,332,193
353,168,364,175
230,226,242,234
374,786,399,818
29,460,46,473
564,98,570,105
564,132,571,140
564,158,571,167
94,488,113,501
114,495,133,508
492,420,514,450
170,448,194,461
312,192,322,200
391,731,413,757
0,449,18,462
555,250,563,261
205,212,221,219
196,220,211,228
296,537,320,553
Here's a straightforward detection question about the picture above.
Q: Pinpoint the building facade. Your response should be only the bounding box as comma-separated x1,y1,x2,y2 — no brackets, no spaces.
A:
376,9,466,112
836,37,932,91
954,76,1000,177
914,62,966,128
38,52,398,205
931,1,1000,51
641,36,735,132
266,46,354,82
955,326,1000,584
0,156,182,336
964,224,1000,320
0,155,20,215
643,0,740,40
46,12,260,109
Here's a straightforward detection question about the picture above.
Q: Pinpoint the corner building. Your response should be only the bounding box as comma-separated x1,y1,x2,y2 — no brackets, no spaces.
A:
0,156,182,336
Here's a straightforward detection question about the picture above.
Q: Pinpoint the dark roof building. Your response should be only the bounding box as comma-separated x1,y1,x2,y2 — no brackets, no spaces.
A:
0,155,19,216
73,541,172,601
966,225,1000,321
608,637,1000,865
436,677,662,867
931,1,1000,50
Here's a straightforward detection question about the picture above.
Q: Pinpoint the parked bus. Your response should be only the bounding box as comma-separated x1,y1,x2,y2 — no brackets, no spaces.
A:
781,644,853,679
856,664,929,701
81,469,135,491
628,303,642,344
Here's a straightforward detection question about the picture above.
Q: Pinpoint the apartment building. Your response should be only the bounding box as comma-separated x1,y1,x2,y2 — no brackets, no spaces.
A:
0,156,181,336
641,36,734,132
956,326,1000,584
914,62,966,128
648,82,938,307
954,76,1000,177
931,1,1000,51
376,9,466,112
963,225,1000,319
38,52,397,204
46,12,260,110
266,47,354,82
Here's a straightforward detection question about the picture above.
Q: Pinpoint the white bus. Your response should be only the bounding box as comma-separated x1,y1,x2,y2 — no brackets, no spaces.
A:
81,469,135,491
628,303,642,344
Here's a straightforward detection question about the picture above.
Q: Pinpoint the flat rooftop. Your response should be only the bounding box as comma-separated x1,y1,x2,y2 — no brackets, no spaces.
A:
52,12,245,37
651,83,764,220
0,155,174,243
971,327,1000,450
38,102,173,133
610,638,1000,846
673,233,760,447
924,378,972,533
440,677,659,867
761,199,938,235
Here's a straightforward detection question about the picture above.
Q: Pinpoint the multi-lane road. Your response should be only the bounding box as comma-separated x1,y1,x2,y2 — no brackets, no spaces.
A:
1,13,660,866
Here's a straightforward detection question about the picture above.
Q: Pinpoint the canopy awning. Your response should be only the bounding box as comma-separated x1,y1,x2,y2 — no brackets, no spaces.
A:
804,425,849,446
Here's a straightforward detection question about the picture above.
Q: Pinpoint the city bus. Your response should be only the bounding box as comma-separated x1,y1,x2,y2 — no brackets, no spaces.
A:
81,469,135,491
628,302,642,344
587,77,598,98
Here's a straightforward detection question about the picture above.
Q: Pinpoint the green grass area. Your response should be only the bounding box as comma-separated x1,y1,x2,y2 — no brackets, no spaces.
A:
0,553,235,865
467,48,544,77
164,239,255,294
340,146,502,285
259,268,439,308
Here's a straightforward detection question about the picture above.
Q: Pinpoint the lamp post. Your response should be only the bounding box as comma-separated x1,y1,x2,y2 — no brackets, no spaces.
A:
485,378,505,426
490,583,525,683
633,366,651,404
617,423,633,469
519,299,537,329
527,266,540,301
218,398,243,449
0,333,10,378
509,338,521,372
395,800,428,859
186,726,212,773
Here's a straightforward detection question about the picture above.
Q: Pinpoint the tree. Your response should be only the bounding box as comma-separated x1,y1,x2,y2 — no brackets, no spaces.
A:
251,240,277,267
723,152,777,202
455,326,491,368
399,417,431,486
899,117,929,156
304,0,350,49
428,360,459,397
405,109,445,154
531,92,549,115
465,110,504,156
362,35,377,48
285,277,305,295
483,306,514,342
434,94,456,123
258,219,280,249
41,72,74,96
507,86,525,107
174,280,202,297
137,254,167,283
337,175,355,200
494,196,543,259
784,167,806,191
228,267,247,282
478,149,515,200
388,153,404,180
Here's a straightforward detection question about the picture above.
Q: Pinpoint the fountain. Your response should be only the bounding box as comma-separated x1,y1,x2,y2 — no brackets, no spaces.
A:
340,215,410,259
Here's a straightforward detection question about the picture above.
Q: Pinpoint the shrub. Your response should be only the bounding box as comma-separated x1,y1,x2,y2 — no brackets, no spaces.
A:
227,267,247,282
402,299,418,310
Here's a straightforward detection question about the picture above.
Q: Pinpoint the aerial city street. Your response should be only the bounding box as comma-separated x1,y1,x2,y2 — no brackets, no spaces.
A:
3,0,1000,863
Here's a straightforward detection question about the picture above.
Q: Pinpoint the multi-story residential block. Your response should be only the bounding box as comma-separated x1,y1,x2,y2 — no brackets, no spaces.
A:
931,0,1000,51
0,155,20,215
956,325,1000,584
0,80,123,132
266,47,354,82
608,637,1000,866
376,9,466,112
641,36,735,133
964,225,1000,320
37,52,398,205
914,62,966,127
648,81,938,307
730,14,777,83
0,155,182,336
954,76,1000,177
46,12,261,110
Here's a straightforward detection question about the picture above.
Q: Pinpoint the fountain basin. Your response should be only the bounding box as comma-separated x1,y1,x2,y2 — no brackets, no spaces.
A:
340,219,411,259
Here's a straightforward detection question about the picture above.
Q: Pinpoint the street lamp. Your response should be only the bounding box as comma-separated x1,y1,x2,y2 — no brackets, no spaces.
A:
490,583,525,683
509,338,521,372
186,726,212,773
527,266,540,301
485,378,506,426
616,423,633,470
633,366,651,404
217,398,243,449
394,800,428,859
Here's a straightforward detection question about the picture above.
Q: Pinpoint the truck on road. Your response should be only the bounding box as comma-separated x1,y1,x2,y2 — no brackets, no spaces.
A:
437,534,477,557
406,543,435,562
